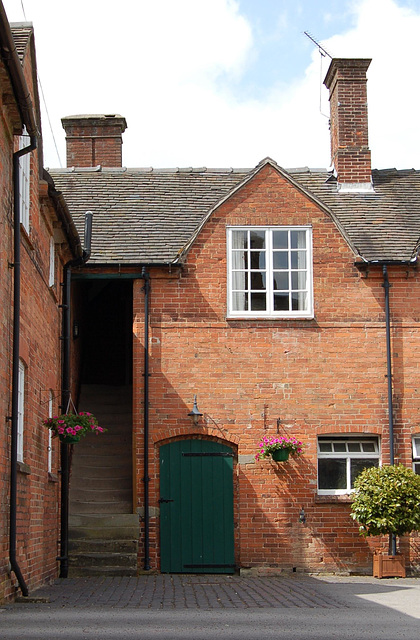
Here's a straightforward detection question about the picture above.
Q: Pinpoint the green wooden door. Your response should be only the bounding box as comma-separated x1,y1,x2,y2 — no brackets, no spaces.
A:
160,439,235,573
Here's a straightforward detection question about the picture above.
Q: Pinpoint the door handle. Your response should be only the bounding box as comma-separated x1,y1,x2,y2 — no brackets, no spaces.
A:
158,498,174,504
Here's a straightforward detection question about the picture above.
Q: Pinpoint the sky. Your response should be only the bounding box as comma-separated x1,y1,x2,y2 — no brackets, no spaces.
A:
3,0,420,170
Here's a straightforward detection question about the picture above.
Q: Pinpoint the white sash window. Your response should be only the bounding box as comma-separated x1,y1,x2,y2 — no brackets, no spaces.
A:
227,226,313,318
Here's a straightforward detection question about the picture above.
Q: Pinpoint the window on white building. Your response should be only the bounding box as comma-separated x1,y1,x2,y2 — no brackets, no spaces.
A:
227,226,313,318
17,359,26,462
317,436,380,495
413,436,420,475
18,127,31,233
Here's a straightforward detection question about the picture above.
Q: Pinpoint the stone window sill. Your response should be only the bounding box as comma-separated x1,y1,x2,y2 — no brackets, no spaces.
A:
17,461,31,475
315,494,353,504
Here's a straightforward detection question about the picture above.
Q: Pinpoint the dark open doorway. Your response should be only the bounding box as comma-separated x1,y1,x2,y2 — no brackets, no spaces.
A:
80,279,133,385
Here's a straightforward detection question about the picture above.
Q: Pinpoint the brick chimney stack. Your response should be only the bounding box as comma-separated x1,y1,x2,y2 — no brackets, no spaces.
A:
61,114,127,167
324,59,373,192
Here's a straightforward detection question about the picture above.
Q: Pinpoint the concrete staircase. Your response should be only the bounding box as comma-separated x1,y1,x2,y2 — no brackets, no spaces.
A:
68,385,139,577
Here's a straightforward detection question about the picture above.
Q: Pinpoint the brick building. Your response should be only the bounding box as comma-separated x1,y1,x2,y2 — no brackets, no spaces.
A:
49,58,420,578
0,8,82,601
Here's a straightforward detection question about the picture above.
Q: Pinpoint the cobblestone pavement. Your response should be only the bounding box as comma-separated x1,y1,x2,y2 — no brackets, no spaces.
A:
16,574,351,609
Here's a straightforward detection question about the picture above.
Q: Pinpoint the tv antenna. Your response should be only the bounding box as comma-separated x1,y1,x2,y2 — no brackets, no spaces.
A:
304,31,332,59
303,31,331,120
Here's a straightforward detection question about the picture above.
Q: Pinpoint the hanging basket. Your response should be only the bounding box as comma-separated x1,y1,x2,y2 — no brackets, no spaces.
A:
58,433,81,445
271,448,290,462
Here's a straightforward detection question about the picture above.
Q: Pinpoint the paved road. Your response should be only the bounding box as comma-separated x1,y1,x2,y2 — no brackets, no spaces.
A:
1,574,419,639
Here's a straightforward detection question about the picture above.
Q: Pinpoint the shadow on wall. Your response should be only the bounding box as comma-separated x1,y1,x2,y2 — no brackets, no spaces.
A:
238,455,379,575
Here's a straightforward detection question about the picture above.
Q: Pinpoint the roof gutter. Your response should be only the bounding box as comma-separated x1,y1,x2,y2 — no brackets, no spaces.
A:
0,6,39,138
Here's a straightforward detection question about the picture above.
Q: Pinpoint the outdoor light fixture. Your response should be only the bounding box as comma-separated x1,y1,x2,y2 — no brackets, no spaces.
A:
299,507,306,524
188,395,203,425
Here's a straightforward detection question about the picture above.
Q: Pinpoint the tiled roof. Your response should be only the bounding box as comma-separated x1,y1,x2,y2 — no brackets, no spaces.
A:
293,167,420,263
49,162,420,265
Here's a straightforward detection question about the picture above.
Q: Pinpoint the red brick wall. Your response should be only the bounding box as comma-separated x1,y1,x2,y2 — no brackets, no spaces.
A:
0,47,71,602
132,164,420,575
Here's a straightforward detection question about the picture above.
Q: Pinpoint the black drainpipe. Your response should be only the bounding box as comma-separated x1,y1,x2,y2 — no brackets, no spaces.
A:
382,264,397,556
59,213,93,579
142,267,151,571
10,135,37,597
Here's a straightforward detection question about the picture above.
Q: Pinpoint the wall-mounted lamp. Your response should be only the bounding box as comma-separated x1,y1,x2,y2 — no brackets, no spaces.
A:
188,395,203,425
299,507,306,524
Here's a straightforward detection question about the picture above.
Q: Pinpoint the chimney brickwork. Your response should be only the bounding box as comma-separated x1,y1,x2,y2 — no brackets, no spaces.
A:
61,114,127,167
324,59,372,190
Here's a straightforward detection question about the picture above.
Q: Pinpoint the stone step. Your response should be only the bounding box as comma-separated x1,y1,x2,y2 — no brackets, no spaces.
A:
69,385,135,576
68,552,137,569
70,500,132,514
69,526,139,540
69,513,139,540
68,565,137,578
68,538,138,554
72,458,131,469
70,475,131,491
70,486,132,501
71,462,131,476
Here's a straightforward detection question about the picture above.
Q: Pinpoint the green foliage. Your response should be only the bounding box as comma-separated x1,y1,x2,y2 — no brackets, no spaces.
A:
351,465,420,537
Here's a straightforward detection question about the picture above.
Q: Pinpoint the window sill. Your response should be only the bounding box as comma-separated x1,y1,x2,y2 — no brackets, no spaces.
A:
315,494,353,504
17,461,31,475
226,315,315,323
48,285,58,303
227,314,314,320
19,223,34,250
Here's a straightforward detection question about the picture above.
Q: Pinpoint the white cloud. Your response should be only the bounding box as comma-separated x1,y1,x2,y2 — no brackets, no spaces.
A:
3,0,420,170
322,0,420,169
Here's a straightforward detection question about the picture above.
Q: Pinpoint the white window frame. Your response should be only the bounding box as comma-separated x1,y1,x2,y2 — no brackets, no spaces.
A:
317,436,380,495
413,436,420,475
49,236,55,287
18,127,31,233
227,226,313,318
17,360,25,462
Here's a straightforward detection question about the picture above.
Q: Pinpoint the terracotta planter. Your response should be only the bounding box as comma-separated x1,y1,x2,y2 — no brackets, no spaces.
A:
373,553,406,578
271,448,290,462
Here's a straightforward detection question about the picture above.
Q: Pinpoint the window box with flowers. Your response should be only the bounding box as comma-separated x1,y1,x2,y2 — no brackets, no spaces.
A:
44,412,106,444
255,436,305,462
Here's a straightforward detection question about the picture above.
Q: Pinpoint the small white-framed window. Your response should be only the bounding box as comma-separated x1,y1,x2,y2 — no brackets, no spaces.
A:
18,127,31,233
49,236,55,287
48,390,53,473
413,436,420,475
17,359,26,462
317,436,380,495
227,226,313,318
